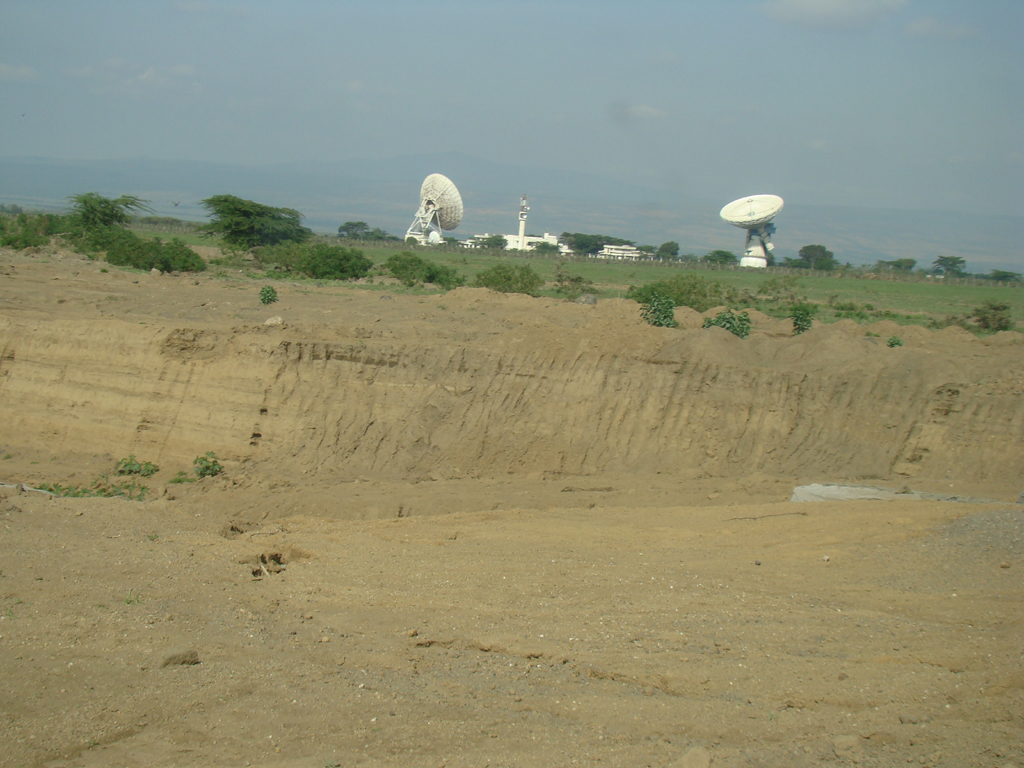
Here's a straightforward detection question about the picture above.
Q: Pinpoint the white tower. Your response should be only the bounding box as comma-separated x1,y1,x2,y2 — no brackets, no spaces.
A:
517,194,529,250
719,194,784,268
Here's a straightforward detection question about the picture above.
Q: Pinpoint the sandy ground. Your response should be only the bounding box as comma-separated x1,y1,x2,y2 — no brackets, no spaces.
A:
0,244,1022,768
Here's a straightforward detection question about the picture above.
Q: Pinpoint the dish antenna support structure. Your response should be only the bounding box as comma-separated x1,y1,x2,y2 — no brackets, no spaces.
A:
406,173,464,245
719,194,784,268
517,194,529,250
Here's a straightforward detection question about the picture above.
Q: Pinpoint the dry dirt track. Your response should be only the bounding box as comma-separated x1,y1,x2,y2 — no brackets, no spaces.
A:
0,246,1022,768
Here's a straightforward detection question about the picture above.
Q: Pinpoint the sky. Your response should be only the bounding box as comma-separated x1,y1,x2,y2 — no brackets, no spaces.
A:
1,0,1021,223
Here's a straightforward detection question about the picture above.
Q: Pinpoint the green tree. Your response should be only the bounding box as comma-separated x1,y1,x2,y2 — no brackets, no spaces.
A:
932,255,966,277
560,232,634,255
67,192,153,229
338,221,371,238
988,270,1022,282
656,241,680,259
790,244,837,271
703,249,738,265
477,234,508,249
338,221,398,241
530,241,560,255
473,263,543,295
200,195,312,250
875,258,916,273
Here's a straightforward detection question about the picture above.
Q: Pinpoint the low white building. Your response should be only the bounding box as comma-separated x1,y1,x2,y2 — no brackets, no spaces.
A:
595,243,642,261
464,232,570,254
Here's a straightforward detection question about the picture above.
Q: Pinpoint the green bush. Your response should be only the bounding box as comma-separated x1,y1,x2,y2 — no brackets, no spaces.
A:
972,301,1014,332
887,336,904,348
296,244,372,280
789,303,817,335
639,293,678,328
703,308,752,339
259,285,279,305
386,252,429,286
626,273,734,313
473,263,543,296
193,452,222,478
71,226,206,272
0,213,63,249
115,454,159,478
553,264,594,300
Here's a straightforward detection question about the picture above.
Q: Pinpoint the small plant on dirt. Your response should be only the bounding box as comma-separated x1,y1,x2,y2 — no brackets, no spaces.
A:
259,285,279,305
971,301,1014,332
38,474,149,501
639,293,678,328
887,336,904,348
789,303,817,335
115,454,159,478
124,589,141,605
553,263,594,300
193,452,223,478
169,470,196,484
703,308,752,339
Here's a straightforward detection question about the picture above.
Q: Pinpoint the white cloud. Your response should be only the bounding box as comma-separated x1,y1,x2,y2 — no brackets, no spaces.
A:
609,101,665,126
905,16,977,40
762,0,907,30
0,63,38,82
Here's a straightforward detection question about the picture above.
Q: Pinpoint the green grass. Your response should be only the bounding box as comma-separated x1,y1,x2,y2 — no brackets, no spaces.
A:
129,227,221,248
128,233,1024,328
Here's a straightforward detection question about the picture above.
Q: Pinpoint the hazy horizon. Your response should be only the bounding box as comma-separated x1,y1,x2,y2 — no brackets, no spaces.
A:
2,1,1021,269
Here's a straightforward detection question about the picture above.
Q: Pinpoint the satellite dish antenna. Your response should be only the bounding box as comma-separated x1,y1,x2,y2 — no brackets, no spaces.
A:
720,194,784,268
405,173,463,245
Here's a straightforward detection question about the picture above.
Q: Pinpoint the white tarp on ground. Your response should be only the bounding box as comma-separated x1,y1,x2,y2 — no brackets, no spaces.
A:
790,484,909,503
790,483,1016,504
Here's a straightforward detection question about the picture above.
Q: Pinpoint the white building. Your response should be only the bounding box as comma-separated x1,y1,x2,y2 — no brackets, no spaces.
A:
595,243,643,261
464,232,570,254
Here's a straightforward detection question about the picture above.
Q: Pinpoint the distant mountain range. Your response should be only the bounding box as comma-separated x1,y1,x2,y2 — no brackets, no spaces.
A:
0,154,1018,272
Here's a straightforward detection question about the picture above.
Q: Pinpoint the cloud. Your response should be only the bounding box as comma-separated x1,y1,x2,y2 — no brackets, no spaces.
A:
0,63,38,82
905,16,977,40
761,0,906,30
609,102,665,126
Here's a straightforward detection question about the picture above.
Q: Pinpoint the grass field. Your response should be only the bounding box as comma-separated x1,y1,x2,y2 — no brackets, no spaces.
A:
126,232,1022,331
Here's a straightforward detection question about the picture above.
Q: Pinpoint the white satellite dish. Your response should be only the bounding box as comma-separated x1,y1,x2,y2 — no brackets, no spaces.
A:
405,173,464,245
720,194,784,268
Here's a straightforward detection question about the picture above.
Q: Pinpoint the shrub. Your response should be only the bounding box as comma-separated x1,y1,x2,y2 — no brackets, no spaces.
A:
972,301,1014,332
703,308,752,339
0,213,63,249
553,264,594,300
38,474,149,501
639,293,678,328
626,273,734,313
422,262,465,290
296,244,372,280
473,263,543,295
789,303,817,335
386,252,429,286
887,336,904,348
115,454,159,478
259,285,279,305
193,452,223,478
71,227,206,272
758,275,804,303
